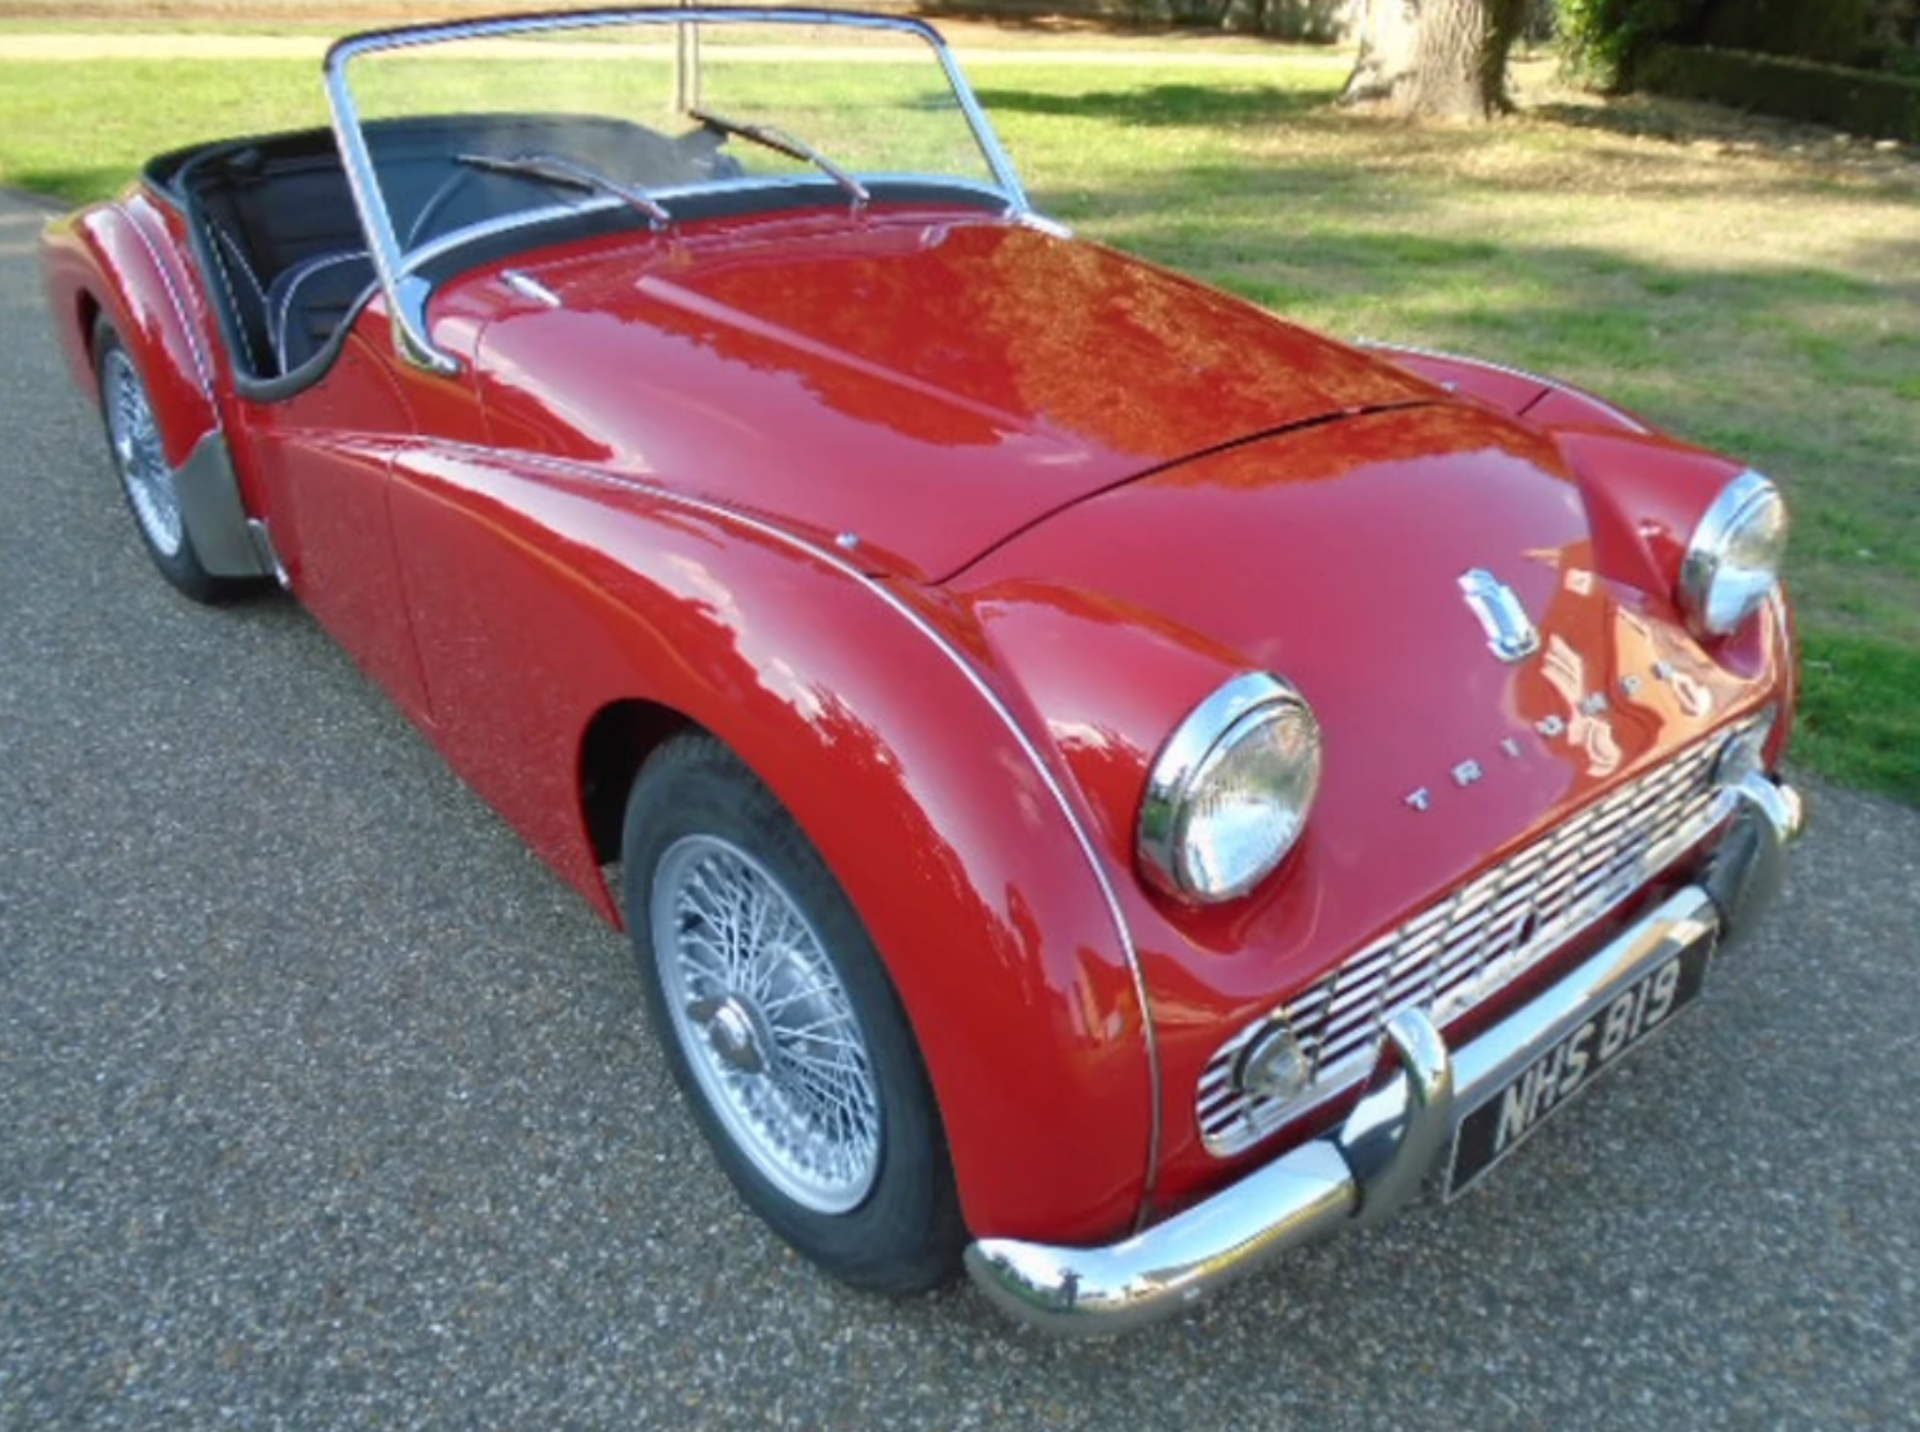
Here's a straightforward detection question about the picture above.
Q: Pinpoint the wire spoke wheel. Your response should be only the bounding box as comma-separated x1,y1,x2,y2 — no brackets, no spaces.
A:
100,345,184,558
651,833,882,1214
625,735,963,1291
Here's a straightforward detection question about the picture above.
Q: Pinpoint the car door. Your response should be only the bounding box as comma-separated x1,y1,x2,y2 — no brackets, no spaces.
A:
234,311,435,725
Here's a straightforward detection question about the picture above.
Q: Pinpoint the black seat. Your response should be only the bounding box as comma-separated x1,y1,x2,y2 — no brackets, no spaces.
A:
265,250,377,373
200,217,275,376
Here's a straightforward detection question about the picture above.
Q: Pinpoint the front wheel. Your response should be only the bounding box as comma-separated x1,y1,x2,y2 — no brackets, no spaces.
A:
94,318,234,603
622,734,964,1294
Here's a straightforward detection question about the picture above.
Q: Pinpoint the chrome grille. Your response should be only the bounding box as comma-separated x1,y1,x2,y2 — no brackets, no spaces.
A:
1197,723,1747,1157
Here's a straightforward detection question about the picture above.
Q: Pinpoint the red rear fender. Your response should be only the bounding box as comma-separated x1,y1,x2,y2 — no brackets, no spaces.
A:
39,189,221,469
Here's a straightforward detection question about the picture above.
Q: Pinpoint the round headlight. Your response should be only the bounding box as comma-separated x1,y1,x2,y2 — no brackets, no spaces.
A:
1679,470,1788,639
1138,672,1322,903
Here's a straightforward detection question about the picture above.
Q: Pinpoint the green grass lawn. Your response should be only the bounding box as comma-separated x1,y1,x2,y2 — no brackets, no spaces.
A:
1,32,1915,804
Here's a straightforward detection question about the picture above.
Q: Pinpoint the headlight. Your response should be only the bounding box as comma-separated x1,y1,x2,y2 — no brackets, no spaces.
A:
1679,470,1788,639
1138,672,1322,903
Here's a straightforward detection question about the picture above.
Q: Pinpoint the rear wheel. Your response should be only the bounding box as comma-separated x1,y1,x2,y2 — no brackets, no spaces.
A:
94,318,231,603
622,734,964,1293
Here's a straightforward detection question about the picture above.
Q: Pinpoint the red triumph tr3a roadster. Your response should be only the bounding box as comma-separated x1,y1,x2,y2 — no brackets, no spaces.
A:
42,7,1804,1332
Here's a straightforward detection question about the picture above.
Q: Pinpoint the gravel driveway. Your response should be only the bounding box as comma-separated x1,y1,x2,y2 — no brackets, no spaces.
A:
2,184,1916,1431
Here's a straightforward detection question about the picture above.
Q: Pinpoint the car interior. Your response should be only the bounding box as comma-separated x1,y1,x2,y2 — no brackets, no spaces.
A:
156,114,728,385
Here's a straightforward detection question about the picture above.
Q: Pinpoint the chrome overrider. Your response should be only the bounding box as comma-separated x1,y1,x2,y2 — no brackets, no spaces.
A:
964,769,1804,1334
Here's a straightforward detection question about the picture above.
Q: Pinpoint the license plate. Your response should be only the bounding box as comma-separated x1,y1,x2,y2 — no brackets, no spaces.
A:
1446,933,1714,1198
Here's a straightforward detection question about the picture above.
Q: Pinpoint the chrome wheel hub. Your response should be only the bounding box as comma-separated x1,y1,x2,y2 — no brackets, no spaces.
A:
701,996,767,1074
101,347,184,558
651,834,882,1214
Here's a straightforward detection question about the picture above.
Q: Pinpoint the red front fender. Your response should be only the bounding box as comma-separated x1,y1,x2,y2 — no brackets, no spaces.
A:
383,445,1156,1245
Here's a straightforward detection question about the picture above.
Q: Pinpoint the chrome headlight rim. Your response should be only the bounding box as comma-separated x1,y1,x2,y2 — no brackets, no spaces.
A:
1138,671,1322,904
1679,469,1787,640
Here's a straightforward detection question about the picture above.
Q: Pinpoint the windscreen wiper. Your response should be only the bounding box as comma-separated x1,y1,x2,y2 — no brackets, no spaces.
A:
688,108,870,211
453,151,674,229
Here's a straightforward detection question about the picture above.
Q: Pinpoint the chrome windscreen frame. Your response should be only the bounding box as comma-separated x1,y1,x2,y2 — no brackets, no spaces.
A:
398,173,1014,280
321,6,1034,374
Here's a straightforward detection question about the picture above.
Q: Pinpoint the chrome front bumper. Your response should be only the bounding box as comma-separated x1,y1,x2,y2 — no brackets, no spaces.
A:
965,774,1803,1334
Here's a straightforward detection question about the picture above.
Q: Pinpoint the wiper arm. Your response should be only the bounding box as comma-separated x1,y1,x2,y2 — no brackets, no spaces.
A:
454,151,673,229
688,108,870,212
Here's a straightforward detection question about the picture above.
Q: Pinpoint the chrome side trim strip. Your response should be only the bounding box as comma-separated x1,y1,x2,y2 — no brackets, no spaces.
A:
122,201,218,402
846,564,1161,1221
443,443,1162,1221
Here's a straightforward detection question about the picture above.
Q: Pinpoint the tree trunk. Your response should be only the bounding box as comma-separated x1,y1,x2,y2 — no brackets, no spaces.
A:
1341,0,1529,120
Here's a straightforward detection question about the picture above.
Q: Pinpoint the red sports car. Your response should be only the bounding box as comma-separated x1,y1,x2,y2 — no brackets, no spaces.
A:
41,7,1802,1332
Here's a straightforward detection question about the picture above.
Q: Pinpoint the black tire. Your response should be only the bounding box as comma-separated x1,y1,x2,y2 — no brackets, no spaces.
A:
93,318,233,603
621,733,965,1294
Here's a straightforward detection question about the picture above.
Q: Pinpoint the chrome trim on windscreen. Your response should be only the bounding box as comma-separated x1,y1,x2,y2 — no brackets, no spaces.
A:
322,7,1031,374
398,175,1013,279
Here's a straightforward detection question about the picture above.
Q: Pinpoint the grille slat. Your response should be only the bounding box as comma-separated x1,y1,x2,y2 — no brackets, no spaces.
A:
1196,722,1746,1156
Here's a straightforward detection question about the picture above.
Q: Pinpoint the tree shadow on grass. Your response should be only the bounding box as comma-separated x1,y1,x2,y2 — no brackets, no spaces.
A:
1530,91,1917,158
976,82,1330,128
988,79,1920,215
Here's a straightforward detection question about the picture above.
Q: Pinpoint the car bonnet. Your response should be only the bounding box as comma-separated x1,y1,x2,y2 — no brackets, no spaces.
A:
949,402,1780,963
465,209,1434,580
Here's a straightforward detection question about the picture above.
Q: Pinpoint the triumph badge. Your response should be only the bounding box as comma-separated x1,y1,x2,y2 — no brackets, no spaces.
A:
1458,568,1540,664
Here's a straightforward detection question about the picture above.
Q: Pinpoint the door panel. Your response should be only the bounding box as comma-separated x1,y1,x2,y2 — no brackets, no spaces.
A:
240,330,433,722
